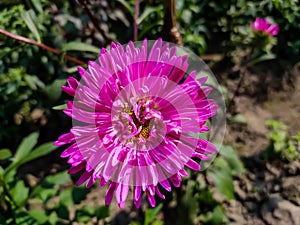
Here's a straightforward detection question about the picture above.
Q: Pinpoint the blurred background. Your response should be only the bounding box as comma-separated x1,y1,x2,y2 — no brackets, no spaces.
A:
0,0,300,224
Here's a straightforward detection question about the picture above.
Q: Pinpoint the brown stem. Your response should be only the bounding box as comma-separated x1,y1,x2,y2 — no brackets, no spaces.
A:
162,0,182,45
77,0,110,46
0,29,86,65
134,0,139,41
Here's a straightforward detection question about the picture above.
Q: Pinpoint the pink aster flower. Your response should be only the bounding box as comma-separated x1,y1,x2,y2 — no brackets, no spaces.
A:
54,39,219,208
251,18,279,36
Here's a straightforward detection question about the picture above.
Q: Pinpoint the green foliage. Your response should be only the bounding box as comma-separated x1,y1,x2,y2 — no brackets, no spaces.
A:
0,132,60,224
207,145,245,202
0,132,109,224
130,204,163,225
265,120,299,161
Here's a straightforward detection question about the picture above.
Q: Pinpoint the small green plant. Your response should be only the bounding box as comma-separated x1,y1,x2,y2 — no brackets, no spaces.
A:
130,204,163,225
0,132,109,224
265,119,299,161
0,132,57,224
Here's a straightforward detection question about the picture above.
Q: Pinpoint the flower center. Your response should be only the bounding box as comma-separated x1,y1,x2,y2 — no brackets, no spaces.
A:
111,97,165,149
123,99,157,140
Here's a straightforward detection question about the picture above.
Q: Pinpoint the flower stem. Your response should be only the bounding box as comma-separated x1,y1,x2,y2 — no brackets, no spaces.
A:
0,29,86,65
162,0,182,44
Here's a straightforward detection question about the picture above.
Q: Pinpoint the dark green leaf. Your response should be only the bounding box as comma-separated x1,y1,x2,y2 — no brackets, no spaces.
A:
62,42,100,54
21,10,41,43
44,79,66,102
0,148,12,160
55,204,69,220
13,209,37,225
95,206,109,220
72,187,90,204
137,6,162,24
30,0,43,13
75,206,95,223
116,0,134,16
0,214,6,224
24,75,45,90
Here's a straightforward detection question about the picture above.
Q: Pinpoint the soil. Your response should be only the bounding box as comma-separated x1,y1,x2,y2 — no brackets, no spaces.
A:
221,62,300,225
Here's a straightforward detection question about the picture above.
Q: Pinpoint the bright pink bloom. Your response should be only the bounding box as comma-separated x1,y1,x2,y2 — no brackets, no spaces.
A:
251,18,279,36
55,39,218,208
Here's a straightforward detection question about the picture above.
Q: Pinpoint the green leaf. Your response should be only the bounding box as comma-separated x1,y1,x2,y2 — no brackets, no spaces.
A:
18,142,58,165
116,0,134,16
137,6,162,24
21,10,41,43
95,206,109,220
152,221,164,225
11,180,29,207
200,205,229,225
213,157,231,174
219,145,245,175
62,42,100,54
30,0,43,13
249,53,276,65
229,114,247,123
208,169,234,200
59,188,74,207
28,210,48,224
35,188,57,202
0,214,6,224
0,148,12,160
130,222,141,225
13,209,37,225
75,206,95,223
4,139,58,179
24,75,45,90
55,204,69,220
144,204,162,225
182,180,199,222
52,104,67,110
0,166,4,176
13,132,39,164
44,171,71,186
31,171,70,200
72,187,90,204
49,211,59,225
44,79,67,102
